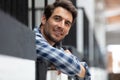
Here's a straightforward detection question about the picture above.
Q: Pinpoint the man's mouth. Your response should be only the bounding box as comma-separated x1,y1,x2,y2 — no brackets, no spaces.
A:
54,30,62,37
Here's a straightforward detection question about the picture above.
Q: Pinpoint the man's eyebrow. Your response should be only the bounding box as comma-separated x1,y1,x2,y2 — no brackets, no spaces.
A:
54,15,61,17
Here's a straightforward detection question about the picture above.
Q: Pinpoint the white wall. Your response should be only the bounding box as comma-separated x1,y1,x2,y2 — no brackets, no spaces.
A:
0,55,35,80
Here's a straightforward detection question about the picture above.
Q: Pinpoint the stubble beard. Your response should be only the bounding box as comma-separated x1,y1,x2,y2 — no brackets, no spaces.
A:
44,29,63,43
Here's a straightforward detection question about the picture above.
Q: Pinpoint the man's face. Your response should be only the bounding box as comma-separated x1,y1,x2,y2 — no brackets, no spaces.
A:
41,7,73,44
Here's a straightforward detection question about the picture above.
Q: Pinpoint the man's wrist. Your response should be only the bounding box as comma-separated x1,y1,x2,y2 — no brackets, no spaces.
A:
80,62,91,80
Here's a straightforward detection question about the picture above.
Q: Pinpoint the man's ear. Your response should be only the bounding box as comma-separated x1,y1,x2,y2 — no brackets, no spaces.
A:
41,15,46,25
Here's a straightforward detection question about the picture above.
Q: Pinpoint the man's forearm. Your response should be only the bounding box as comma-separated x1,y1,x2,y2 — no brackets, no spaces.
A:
64,50,86,78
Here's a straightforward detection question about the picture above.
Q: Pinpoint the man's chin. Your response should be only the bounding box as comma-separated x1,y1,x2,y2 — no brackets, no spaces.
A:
51,36,63,43
53,38,62,43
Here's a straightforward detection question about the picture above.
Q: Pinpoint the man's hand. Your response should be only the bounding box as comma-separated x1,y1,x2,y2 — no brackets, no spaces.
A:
77,64,86,78
65,49,86,78
64,49,72,54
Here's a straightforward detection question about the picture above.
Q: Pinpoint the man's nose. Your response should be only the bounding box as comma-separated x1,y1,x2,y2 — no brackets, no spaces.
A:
58,20,65,28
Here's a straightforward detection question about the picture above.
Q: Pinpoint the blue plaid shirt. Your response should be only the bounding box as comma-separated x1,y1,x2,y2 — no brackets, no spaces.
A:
34,27,91,79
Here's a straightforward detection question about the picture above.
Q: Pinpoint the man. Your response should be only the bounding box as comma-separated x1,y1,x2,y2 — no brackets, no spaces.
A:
34,0,91,80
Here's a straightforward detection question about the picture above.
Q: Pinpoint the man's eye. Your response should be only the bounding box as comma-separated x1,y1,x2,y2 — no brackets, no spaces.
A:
65,21,72,27
54,16,61,21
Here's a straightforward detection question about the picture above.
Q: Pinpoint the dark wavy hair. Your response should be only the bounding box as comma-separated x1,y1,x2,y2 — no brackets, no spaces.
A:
43,0,77,24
